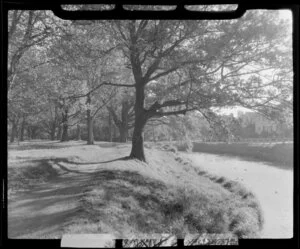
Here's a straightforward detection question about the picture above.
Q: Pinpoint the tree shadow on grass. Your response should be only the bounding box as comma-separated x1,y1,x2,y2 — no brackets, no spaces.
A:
51,156,132,166
8,159,170,238
8,156,262,238
8,160,92,238
8,206,82,238
78,170,171,234
95,142,124,148
8,141,84,151
8,141,130,151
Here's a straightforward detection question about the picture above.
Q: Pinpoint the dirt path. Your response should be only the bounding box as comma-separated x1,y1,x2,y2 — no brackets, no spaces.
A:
8,142,292,238
8,142,128,238
7,158,104,238
183,152,293,238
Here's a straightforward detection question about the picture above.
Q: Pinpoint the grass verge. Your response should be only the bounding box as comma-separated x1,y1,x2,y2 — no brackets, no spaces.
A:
8,141,263,238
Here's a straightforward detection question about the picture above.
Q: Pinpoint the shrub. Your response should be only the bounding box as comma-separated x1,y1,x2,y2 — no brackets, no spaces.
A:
160,143,178,153
176,138,194,152
229,207,261,238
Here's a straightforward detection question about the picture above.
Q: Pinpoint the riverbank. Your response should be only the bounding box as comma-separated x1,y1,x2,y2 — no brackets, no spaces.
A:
181,152,293,238
8,140,262,238
176,141,293,168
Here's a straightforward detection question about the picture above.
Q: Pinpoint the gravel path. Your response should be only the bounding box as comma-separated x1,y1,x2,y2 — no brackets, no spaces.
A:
183,152,293,238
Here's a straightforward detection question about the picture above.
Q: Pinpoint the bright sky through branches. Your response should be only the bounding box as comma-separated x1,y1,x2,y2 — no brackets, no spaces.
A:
218,9,293,117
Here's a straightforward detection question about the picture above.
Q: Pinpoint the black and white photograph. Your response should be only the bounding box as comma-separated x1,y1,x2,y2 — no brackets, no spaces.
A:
5,3,295,245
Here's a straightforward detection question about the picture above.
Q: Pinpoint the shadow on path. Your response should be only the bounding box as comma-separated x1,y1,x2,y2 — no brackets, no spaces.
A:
8,155,167,238
8,179,90,237
51,156,131,166
8,142,83,151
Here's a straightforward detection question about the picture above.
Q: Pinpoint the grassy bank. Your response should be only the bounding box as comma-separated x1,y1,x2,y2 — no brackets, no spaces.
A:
174,141,293,168
8,141,263,238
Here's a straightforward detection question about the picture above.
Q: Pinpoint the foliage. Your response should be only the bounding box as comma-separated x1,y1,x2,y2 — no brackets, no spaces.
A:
7,10,292,159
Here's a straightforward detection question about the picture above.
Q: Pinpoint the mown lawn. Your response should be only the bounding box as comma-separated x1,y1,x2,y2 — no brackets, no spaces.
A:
8,140,263,239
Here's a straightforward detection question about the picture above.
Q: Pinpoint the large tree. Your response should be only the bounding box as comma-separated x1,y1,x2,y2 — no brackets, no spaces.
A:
107,89,135,143
7,9,292,161
108,10,292,161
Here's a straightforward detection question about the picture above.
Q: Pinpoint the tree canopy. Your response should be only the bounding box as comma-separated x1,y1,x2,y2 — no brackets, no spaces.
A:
7,9,293,161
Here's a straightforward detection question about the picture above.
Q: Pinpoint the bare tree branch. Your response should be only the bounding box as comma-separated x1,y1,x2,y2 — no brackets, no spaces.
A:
92,89,117,118
147,100,187,114
67,81,135,100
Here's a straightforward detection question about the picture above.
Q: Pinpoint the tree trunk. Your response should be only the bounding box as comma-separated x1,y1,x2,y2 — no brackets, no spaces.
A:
50,122,56,141
26,126,31,140
129,121,146,161
108,112,112,142
76,124,81,140
20,116,26,142
60,109,69,142
108,100,132,143
119,125,128,143
86,94,94,145
87,114,94,145
61,123,68,141
120,100,130,143
10,120,17,143
56,125,62,140
152,125,156,142
113,124,117,141
31,127,38,139
129,84,147,161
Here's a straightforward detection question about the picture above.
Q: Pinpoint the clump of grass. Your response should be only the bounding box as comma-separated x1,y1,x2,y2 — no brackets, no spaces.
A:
216,176,226,184
208,175,218,181
223,181,234,190
160,186,262,238
229,207,262,238
175,156,183,163
173,155,192,166
197,170,207,176
203,174,264,237
221,179,252,198
160,143,178,153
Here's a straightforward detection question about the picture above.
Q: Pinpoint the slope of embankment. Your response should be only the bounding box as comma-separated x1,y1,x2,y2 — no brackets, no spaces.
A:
8,141,263,238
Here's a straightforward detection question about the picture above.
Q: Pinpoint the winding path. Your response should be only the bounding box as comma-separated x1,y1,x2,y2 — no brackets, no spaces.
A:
183,152,293,238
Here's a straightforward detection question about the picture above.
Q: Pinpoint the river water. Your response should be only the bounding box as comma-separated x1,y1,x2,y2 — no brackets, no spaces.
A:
181,152,293,238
